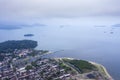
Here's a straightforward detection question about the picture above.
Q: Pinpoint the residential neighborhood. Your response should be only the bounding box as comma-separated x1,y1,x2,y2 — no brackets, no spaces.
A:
0,49,113,80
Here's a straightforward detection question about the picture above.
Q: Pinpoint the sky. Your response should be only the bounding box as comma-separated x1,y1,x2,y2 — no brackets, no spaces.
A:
1,1,120,79
0,0,120,27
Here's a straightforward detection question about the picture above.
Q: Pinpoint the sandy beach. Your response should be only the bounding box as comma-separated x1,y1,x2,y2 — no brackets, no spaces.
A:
90,61,113,80
55,57,114,80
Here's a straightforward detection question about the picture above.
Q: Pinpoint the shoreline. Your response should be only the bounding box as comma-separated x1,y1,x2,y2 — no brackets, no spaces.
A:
54,57,113,80
89,61,113,80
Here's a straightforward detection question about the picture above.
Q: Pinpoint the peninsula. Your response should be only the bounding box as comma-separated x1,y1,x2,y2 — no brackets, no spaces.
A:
0,40,113,80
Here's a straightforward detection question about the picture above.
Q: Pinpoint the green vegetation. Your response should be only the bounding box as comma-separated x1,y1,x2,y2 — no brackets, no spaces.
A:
0,40,37,53
25,65,33,71
0,55,4,61
28,50,38,57
31,61,38,67
63,59,96,73
59,62,72,71
4,78,10,80
0,40,37,61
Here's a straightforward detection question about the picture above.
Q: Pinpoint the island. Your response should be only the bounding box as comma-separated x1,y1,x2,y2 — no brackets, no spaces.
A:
24,34,34,37
0,40,37,61
0,40,113,80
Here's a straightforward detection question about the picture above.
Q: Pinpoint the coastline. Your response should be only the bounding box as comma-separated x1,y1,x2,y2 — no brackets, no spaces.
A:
54,57,113,80
89,61,113,80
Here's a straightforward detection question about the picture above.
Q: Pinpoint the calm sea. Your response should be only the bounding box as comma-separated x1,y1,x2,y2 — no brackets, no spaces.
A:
0,17,120,80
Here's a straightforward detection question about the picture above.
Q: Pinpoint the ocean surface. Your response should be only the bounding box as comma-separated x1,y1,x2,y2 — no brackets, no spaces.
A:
0,17,120,80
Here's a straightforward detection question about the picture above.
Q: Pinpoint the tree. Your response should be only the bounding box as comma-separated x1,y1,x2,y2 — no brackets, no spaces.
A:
25,65,33,71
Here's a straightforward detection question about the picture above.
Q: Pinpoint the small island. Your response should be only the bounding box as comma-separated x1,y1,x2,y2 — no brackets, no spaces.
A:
24,34,34,37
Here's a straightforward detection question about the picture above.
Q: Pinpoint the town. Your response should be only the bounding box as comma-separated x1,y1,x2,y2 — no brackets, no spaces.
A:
0,48,113,80
0,49,78,80
0,40,113,80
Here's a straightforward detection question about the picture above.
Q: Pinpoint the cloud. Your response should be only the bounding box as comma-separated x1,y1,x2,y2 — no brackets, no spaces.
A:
0,0,120,23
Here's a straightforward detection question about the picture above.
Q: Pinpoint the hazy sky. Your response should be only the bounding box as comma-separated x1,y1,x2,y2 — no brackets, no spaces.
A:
0,0,120,25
